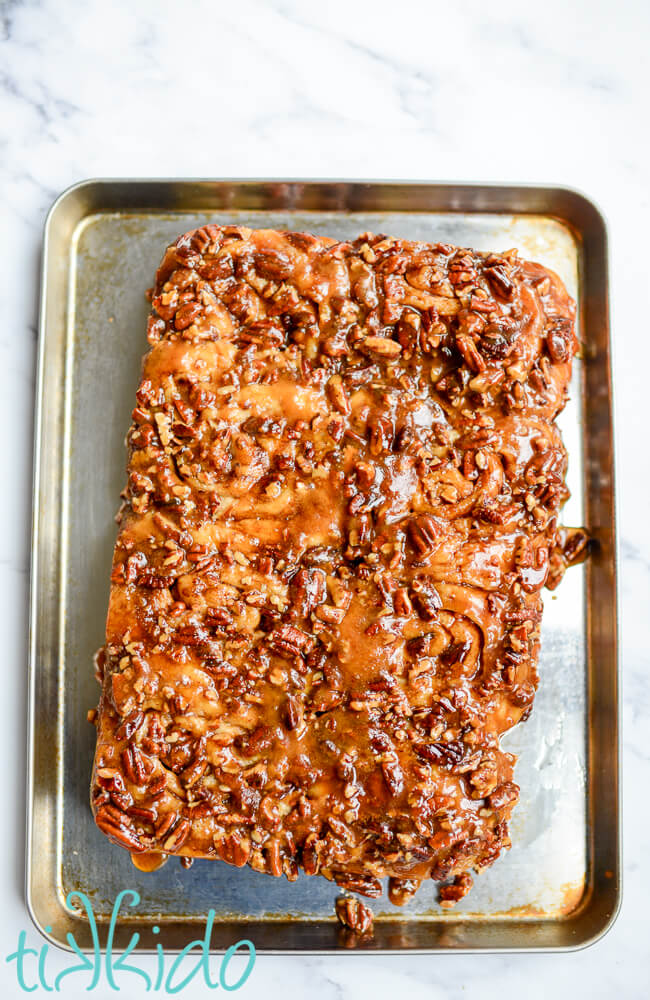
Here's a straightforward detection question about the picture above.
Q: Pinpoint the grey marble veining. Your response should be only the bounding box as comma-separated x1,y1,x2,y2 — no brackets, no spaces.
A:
1,0,647,996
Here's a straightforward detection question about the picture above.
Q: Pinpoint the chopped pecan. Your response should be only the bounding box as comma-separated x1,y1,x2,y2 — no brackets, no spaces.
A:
408,515,442,558
487,781,519,811
381,757,404,796
114,709,144,742
218,831,252,868
484,265,514,300
439,873,474,908
335,896,374,935
361,336,402,357
456,333,486,373
174,302,202,330
545,317,574,363
414,739,466,769
267,625,315,658
290,568,327,618
410,576,442,619
326,375,351,415
95,814,147,853
284,696,303,731
333,872,382,898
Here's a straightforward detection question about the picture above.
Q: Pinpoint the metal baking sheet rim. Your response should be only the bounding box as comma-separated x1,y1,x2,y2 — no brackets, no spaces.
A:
26,179,621,954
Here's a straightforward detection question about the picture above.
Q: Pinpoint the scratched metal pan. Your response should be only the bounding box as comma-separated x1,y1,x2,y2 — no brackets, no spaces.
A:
27,180,619,953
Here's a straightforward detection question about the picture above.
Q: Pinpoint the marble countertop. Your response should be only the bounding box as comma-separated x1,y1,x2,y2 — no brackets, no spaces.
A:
1,0,647,996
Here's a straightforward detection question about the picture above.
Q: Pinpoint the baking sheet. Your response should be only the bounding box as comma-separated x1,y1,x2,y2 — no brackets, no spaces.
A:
27,181,619,952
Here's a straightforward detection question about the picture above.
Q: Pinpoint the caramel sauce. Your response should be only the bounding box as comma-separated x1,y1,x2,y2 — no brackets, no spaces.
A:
130,851,168,873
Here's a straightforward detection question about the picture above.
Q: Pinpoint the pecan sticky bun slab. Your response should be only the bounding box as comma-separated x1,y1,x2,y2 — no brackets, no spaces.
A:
91,224,579,906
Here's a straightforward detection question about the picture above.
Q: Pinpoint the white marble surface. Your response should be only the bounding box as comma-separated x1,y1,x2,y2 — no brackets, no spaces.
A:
0,0,647,995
